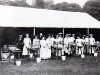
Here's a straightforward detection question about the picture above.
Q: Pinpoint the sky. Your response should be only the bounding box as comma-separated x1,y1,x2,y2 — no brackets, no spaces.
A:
53,0,89,7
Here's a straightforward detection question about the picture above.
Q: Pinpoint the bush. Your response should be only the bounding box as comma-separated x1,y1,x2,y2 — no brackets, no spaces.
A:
50,2,81,12
4,1,17,6
15,1,30,7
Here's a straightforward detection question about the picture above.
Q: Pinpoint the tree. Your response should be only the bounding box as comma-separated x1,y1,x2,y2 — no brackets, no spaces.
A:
51,2,69,11
50,2,81,12
67,3,81,12
36,0,54,9
82,0,100,20
36,0,45,8
43,0,54,9
15,0,30,7
4,1,18,6
0,1,4,5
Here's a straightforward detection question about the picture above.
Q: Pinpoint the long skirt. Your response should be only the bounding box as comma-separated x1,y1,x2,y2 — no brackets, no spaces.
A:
22,45,29,55
40,47,48,59
47,48,51,58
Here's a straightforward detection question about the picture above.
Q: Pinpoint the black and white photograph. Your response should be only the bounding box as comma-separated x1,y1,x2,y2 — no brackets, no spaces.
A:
0,0,100,75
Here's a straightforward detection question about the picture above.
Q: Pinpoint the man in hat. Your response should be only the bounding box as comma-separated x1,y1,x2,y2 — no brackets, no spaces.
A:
14,35,23,59
16,35,23,50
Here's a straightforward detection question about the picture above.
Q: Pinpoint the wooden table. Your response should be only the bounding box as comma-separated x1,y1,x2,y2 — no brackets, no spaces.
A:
30,46,40,58
9,48,22,60
52,44,63,59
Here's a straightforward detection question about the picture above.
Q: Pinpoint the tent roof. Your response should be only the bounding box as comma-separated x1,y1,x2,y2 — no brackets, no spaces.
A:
0,5,100,28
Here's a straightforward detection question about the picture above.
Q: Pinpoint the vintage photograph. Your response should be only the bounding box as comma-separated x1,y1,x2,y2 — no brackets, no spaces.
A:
0,0,100,75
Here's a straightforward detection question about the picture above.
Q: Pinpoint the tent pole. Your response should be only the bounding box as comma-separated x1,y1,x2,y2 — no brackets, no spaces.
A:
33,27,35,36
87,28,89,36
62,28,65,46
63,28,64,39
62,28,64,56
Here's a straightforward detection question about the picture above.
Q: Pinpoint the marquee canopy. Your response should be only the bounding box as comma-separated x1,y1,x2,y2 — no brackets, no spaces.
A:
0,5,100,28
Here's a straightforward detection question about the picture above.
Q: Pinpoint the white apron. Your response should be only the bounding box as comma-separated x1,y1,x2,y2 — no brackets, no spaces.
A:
40,40,48,59
22,38,31,55
46,38,52,58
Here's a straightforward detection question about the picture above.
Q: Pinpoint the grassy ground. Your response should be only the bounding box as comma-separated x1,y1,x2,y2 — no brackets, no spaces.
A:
0,53,100,75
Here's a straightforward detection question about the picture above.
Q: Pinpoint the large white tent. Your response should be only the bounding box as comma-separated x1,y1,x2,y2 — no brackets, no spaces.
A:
0,5,100,28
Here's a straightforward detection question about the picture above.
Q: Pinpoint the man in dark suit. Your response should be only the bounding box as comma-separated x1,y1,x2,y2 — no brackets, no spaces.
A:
14,35,23,59
16,35,23,50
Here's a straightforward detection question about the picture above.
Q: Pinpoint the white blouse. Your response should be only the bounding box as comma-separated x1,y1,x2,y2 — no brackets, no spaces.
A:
76,39,83,46
89,38,95,45
23,38,31,47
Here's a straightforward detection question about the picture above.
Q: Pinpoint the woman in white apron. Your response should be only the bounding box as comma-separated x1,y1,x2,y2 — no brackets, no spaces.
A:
89,34,95,53
46,35,52,59
66,34,73,55
32,36,40,56
40,36,48,59
22,33,31,58
58,34,63,56
63,34,69,55
76,36,83,55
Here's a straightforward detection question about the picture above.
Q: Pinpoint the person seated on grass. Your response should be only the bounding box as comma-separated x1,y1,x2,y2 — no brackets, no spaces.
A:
1,45,9,61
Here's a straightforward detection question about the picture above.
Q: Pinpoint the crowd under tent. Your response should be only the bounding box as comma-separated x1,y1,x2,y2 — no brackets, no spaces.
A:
0,5,100,45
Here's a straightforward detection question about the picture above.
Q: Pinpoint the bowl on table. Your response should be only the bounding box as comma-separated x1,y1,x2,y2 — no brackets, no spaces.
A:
8,46,17,51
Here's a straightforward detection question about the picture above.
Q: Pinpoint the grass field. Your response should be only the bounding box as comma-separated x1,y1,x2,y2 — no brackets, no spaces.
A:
0,53,100,75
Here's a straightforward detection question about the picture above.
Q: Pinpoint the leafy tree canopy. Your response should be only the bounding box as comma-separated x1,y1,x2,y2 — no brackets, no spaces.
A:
51,2,81,12
82,0,100,20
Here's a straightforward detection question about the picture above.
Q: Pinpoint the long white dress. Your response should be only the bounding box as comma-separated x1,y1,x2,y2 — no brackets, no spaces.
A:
40,40,48,59
46,38,52,58
22,38,31,55
89,38,95,53
63,37,69,54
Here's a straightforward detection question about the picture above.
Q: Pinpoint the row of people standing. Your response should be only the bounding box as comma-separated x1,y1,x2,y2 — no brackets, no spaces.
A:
63,34,96,56
15,33,53,59
14,33,96,60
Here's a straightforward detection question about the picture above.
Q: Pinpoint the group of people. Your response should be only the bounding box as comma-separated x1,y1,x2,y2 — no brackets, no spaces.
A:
63,34,96,56
13,33,97,60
